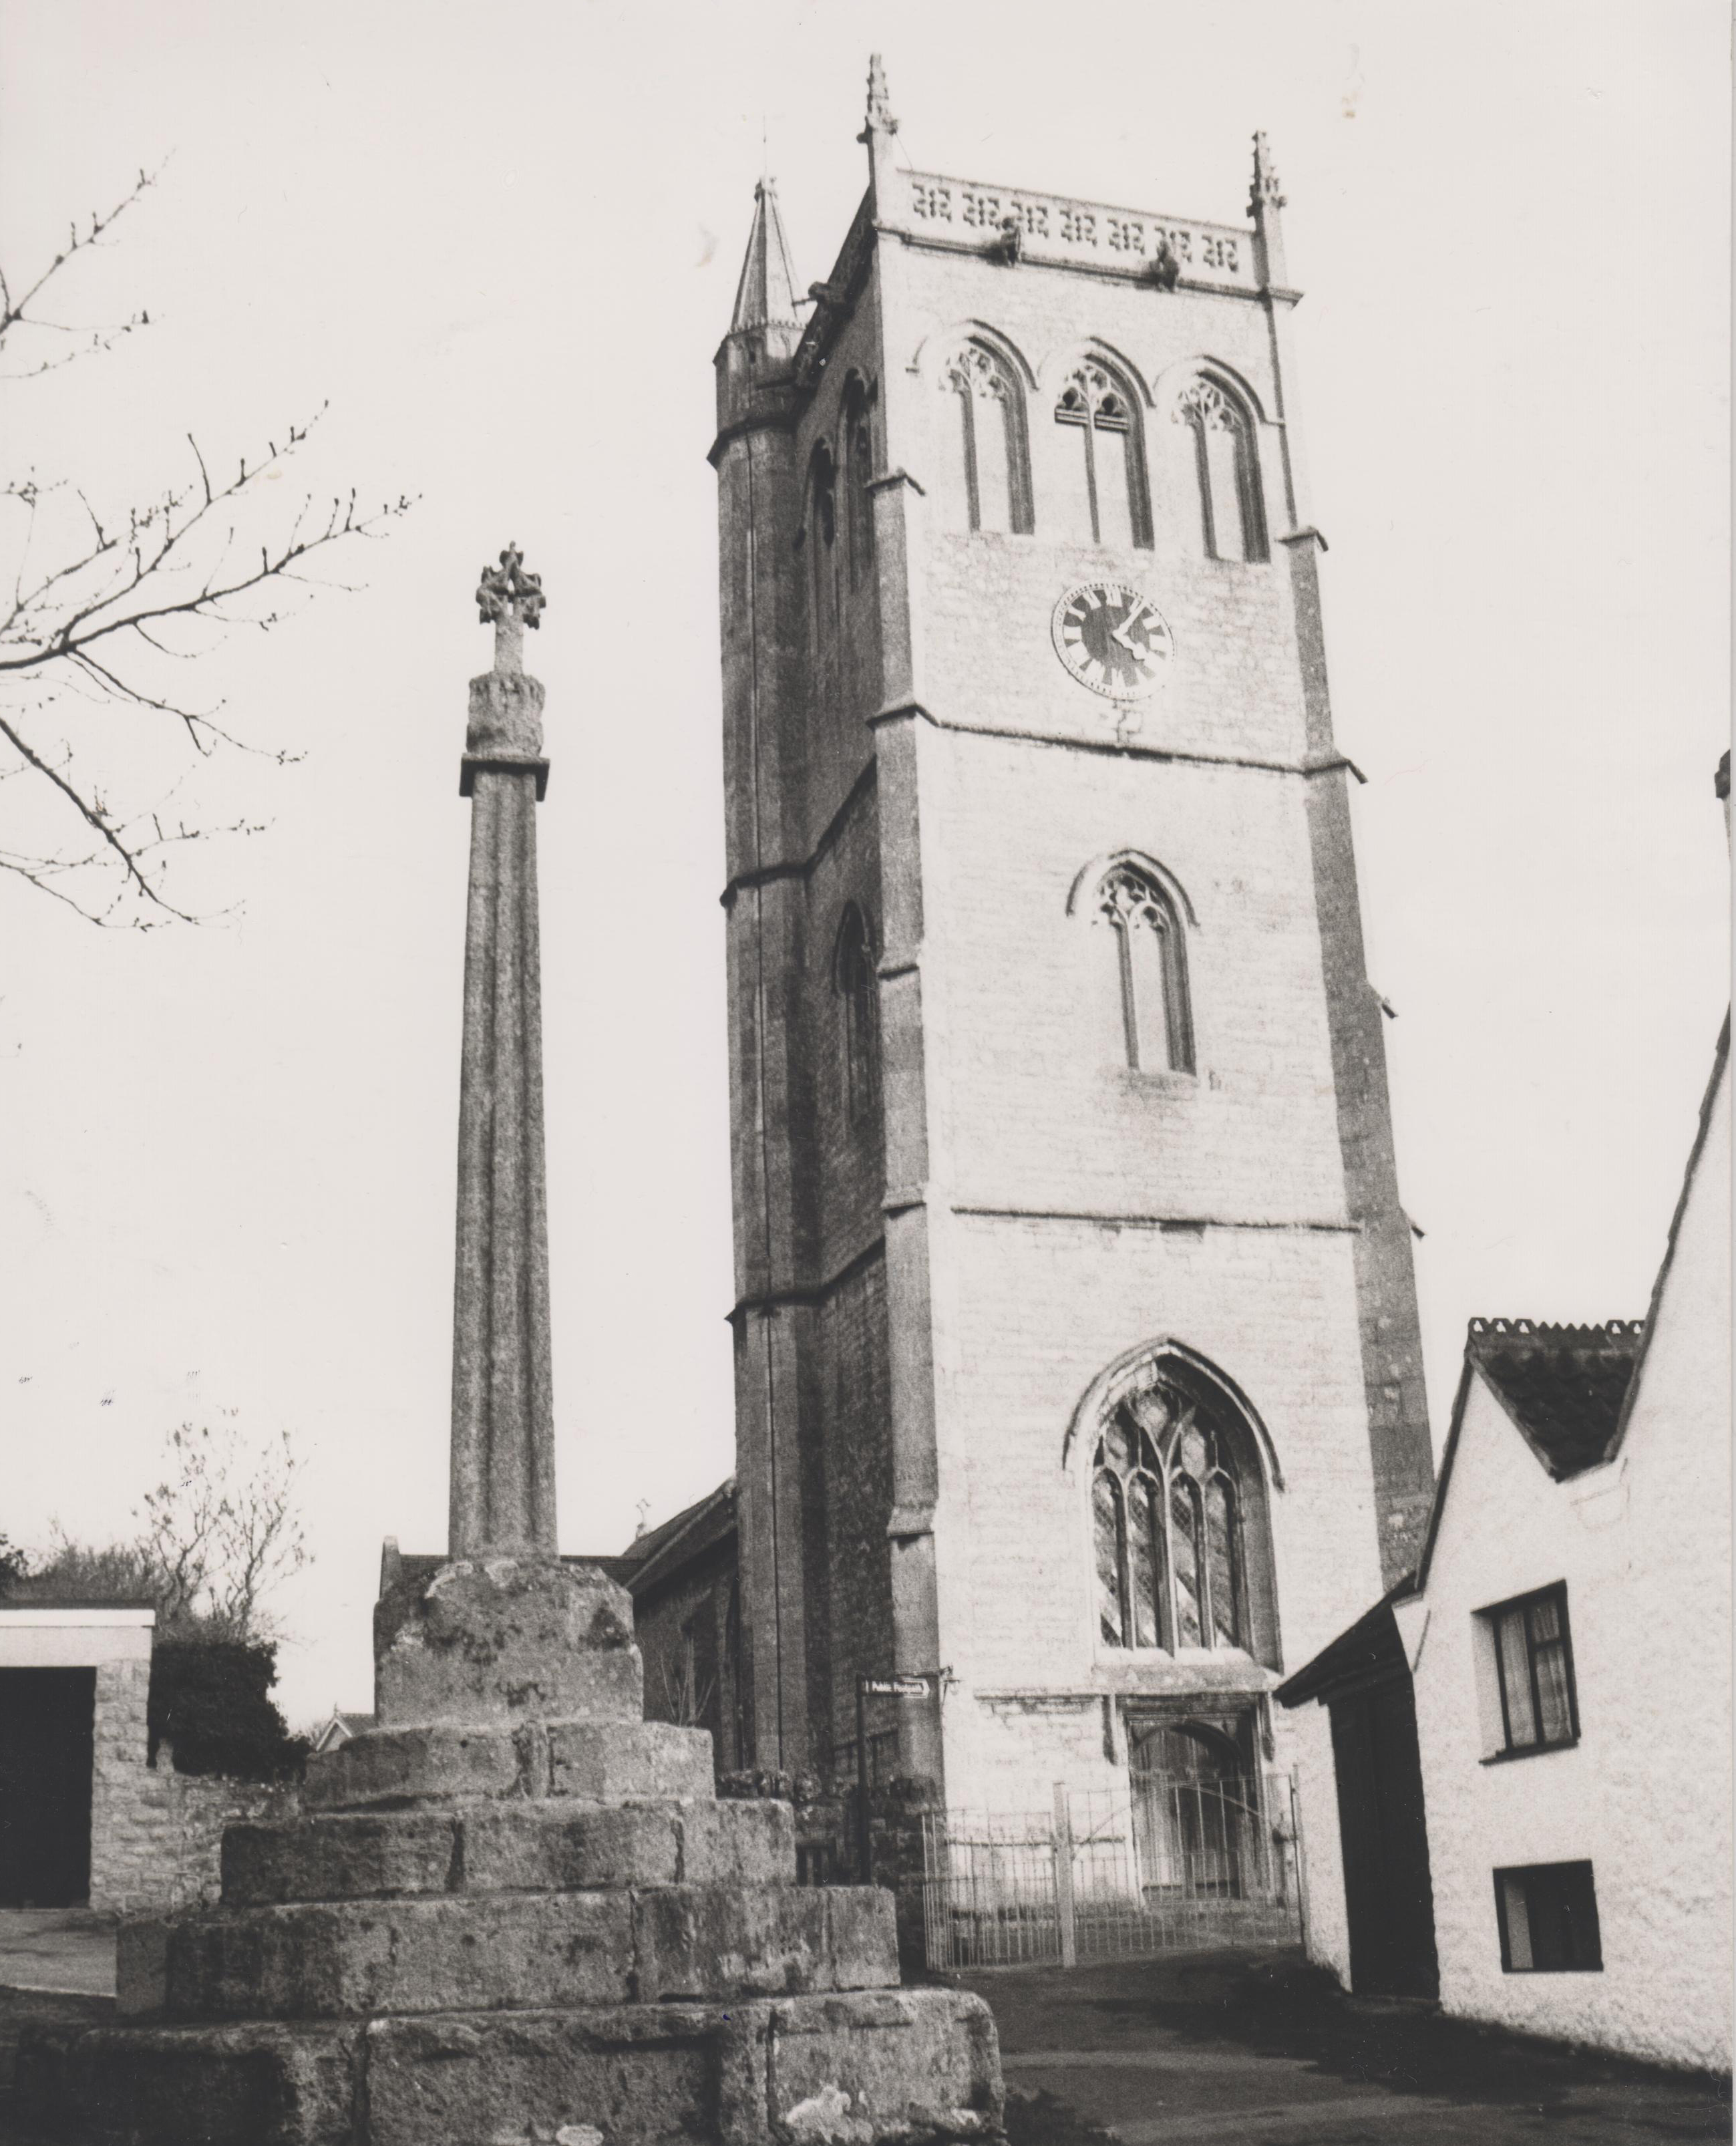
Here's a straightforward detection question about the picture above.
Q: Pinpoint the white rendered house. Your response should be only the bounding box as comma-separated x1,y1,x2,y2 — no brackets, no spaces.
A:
1283,1018,1731,2071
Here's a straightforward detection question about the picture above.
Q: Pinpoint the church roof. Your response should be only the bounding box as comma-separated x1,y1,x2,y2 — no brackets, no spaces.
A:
1465,1318,1646,1482
729,178,802,335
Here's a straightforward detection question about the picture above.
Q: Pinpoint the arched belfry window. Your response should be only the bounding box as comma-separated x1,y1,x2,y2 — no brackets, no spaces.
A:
1173,378,1268,563
835,904,879,1126
806,444,838,647
1093,1371,1247,1654
938,342,1032,535
1096,863,1194,1073
1054,361,1152,550
842,380,876,586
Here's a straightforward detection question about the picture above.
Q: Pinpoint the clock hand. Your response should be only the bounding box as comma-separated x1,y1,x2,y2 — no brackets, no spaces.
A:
1110,598,1147,650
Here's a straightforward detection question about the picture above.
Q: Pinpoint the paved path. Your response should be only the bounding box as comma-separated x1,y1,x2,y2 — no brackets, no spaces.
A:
0,1913,115,2000
970,1948,1731,2145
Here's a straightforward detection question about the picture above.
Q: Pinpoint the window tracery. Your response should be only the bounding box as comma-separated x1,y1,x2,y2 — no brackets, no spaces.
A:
1093,1374,1245,1654
1172,377,1268,563
1054,361,1151,549
938,341,1031,535
1096,863,1193,1073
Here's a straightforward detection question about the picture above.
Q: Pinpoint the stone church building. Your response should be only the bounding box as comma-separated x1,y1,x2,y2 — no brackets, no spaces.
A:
668,62,1435,1823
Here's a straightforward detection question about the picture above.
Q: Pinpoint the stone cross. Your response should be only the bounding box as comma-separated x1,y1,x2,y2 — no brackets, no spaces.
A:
476,543,546,676
451,545,557,1557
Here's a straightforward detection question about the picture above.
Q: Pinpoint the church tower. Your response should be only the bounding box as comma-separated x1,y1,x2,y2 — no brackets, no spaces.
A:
711,64,1433,1811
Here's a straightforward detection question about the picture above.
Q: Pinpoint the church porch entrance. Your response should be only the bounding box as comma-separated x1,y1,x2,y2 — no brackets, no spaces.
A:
919,1710,1302,1973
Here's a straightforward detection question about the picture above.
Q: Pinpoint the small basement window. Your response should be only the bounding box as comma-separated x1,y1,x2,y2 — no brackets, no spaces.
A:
1494,1861,1602,1973
1478,1582,1578,1757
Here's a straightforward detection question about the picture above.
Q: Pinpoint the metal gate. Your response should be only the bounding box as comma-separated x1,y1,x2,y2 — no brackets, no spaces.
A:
920,1770,1301,1972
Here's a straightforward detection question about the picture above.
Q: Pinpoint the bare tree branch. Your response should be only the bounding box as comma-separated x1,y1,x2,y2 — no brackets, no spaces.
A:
0,158,415,925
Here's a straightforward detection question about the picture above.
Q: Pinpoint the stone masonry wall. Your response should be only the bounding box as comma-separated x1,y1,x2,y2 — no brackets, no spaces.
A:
88,1658,297,1913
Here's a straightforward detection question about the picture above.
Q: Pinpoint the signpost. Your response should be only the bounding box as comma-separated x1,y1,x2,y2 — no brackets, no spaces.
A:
854,1672,940,1881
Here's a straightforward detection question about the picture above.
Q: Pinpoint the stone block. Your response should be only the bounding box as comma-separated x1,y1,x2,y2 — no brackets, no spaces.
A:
361,1994,1001,2146
361,2006,722,2146
632,1885,898,2001
374,1557,643,1728
117,1917,169,2015
461,1803,684,1892
678,1795,796,1884
224,1811,461,1906
154,1894,635,2020
547,1720,715,1803
303,1725,524,1810
761,1990,1004,2144
15,2019,360,2146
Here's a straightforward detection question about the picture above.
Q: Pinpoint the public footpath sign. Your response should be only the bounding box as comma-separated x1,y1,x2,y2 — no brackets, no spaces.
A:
858,1676,933,1698
854,1672,942,1876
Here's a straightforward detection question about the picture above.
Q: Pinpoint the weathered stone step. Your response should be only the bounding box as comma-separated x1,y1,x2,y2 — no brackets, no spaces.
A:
121,1883,898,2022
303,1717,714,1811
19,1988,1003,2146
223,1796,796,1905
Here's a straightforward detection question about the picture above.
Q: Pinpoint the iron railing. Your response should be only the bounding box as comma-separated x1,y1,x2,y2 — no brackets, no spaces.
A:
921,1770,1301,1972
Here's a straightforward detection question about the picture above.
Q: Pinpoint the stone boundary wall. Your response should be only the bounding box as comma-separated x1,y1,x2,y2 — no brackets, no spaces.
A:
89,1657,298,1913
723,1771,936,1977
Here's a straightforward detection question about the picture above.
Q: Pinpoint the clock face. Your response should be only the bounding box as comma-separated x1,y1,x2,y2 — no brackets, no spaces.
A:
1051,581,1174,700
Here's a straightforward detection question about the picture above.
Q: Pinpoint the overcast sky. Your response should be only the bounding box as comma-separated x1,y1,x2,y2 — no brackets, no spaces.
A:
1,2,1727,1728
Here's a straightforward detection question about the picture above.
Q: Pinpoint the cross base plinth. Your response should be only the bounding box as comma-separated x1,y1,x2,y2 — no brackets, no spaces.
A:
18,1561,1004,2144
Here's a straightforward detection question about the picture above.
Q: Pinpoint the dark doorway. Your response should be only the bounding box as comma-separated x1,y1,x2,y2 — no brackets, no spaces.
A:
1329,1673,1438,1998
0,1669,96,1907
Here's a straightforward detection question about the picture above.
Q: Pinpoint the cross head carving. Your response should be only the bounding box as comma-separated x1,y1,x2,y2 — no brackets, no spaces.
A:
476,545,546,673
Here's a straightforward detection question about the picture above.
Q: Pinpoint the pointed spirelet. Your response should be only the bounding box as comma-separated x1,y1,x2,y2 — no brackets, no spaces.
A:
728,175,802,336
858,52,899,206
1249,130,1288,288
862,51,898,137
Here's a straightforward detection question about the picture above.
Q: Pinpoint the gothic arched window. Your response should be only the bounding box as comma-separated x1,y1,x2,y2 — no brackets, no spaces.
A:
1054,361,1152,550
1173,378,1268,563
835,904,879,1125
1096,863,1194,1073
1093,1374,1246,1654
806,444,839,648
842,381,876,587
938,341,1032,535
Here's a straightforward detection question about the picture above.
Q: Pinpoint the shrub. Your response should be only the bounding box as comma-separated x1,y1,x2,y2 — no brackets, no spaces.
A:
147,1635,307,1782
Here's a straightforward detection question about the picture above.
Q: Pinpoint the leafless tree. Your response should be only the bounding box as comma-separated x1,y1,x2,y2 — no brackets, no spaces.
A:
136,1422,309,1639
1,164,413,925
29,1420,310,1640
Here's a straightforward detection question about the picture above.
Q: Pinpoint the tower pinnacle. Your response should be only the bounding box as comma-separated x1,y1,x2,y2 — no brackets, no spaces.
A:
1249,131,1288,289
858,52,899,206
729,176,802,337
860,52,898,140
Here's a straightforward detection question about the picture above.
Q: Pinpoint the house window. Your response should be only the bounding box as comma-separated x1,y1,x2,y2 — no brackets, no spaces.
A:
1096,863,1194,1073
1054,361,1152,549
938,342,1032,535
1173,377,1268,563
835,904,879,1125
1093,1374,1244,1653
1482,1583,1578,1756
1494,1861,1602,1973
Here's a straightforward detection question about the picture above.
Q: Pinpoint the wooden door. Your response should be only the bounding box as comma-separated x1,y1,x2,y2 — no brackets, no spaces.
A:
1329,1673,1438,1998
0,1668,96,1907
